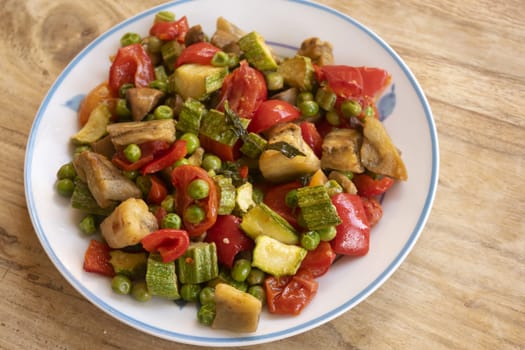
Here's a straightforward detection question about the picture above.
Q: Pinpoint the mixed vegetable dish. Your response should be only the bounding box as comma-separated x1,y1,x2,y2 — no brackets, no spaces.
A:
54,11,408,333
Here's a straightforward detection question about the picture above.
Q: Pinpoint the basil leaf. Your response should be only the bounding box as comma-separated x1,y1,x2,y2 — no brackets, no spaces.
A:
224,101,248,140
266,142,306,158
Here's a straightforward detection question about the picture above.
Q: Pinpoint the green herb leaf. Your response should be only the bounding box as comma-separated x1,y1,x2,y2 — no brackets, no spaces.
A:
223,101,248,140
266,142,306,158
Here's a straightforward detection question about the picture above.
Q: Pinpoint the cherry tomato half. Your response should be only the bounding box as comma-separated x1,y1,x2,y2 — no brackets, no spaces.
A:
108,43,155,96
248,99,300,133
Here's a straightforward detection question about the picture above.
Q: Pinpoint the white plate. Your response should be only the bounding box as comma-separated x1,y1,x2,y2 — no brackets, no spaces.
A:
24,0,439,346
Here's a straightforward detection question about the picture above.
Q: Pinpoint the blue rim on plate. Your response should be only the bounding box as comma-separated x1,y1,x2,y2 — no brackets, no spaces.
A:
24,0,439,346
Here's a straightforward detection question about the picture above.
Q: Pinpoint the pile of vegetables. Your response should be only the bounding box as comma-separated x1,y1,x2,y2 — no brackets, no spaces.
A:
54,11,407,333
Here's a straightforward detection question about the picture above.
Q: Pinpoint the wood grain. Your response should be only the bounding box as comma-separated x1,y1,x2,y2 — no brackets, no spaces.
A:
1,0,523,349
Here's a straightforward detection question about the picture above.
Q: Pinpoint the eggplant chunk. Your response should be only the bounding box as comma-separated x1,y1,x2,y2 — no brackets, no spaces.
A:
210,16,246,49
73,151,142,208
100,198,158,249
106,119,176,150
259,123,320,182
321,128,364,173
126,87,165,121
212,283,262,333
297,37,334,66
360,116,408,180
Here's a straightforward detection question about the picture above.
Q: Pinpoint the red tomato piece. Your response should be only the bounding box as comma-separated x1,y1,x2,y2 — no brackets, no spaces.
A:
199,134,241,162
147,175,168,205
216,60,267,119
316,65,363,99
170,165,219,236
357,67,391,100
331,193,370,256
352,173,395,197
299,121,323,158
175,42,221,67
248,100,300,133
111,140,170,172
149,16,189,42
265,270,318,315
299,241,336,278
263,181,302,228
83,239,115,277
108,43,155,96
360,196,383,228
141,140,187,174
204,215,254,268
141,229,190,263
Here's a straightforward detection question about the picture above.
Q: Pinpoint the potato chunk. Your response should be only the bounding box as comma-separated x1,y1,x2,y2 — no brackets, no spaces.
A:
100,198,158,249
212,283,262,333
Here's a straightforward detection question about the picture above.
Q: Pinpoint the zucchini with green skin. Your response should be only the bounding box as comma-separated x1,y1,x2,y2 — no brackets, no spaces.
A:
238,31,278,71
146,252,180,300
199,109,250,147
240,132,267,159
176,98,207,134
177,242,219,284
277,55,315,91
109,250,147,279
240,203,298,245
71,104,111,145
171,64,228,100
252,235,307,277
296,185,341,230
212,175,236,215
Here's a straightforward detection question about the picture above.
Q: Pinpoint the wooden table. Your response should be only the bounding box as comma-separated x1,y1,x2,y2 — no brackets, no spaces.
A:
1,0,523,349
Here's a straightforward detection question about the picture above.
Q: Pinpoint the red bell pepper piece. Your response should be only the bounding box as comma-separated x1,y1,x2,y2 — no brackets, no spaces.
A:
199,134,241,162
108,43,155,96
149,16,189,42
170,165,219,236
299,241,336,278
330,193,370,256
263,181,302,228
146,175,168,205
176,41,221,67
264,269,318,315
141,140,187,175
83,239,115,277
299,121,323,158
204,215,254,268
141,229,190,263
111,140,170,172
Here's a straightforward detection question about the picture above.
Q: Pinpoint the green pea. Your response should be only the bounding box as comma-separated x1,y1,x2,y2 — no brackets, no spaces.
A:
155,10,175,23
211,51,230,67
136,175,152,196
285,189,298,208
343,171,354,180
111,274,132,295
74,145,91,156
122,170,139,180
341,99,362,118
120,32,141,47
162,213,181,229
247,285,266,304
79,215,97,235
301,230,321,251
231,259,251,282
173,158,190,167
265,72,284,91
228,279,248,292
318,226,337,242
131,280,151,302
160,194,175,213
115,98,131,120
56,162,76,180
324,179,343,197
153,105,174,120
199,286,215,305
123,144,142,163
325,110,341,126
119,83,134,99
56,178,75,197
181,284,202,302
297,91,314,105
187,179,209,200
146,35,163,53
201,154,222,172
154,65,168,81
179,133,200,155
197,303,216,326
363,105,375,118
149,79,168,93
246,268,265,286
298,100,319,117
228,53,240,68
184,204,205,224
